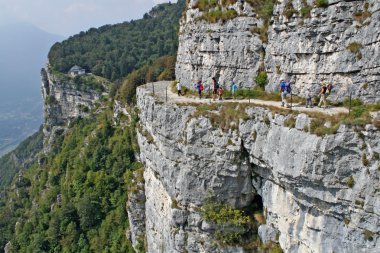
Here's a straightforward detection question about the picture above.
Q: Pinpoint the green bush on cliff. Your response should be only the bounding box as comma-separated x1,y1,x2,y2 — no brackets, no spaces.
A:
283,1,297,19
315,0,329,8
202,201,251,226
194,0,237,11
246,0,276,21
193,0,240,23
119,55,176,103
247,0,276,42
300,3,313,18
194,0,218,11
255,71,268,89
198,8,238,23
201,199,253,245
200,198,283,251
346,42,363,59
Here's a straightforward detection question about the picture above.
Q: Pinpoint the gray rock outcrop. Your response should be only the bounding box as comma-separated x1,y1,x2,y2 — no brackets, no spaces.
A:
134,84,380,253
126,169,147,250
176,0,263,89
176,0,380,103
41,67,105,153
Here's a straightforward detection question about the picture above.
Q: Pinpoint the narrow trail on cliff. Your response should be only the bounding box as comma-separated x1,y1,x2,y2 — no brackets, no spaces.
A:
142,81,349,116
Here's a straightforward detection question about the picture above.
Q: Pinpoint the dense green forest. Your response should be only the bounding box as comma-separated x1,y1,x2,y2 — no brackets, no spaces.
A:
0,107,140,252
48,0,185,81
0,128,43,189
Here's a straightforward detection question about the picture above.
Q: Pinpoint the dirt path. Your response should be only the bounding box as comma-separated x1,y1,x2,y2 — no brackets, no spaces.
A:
142,81,349,116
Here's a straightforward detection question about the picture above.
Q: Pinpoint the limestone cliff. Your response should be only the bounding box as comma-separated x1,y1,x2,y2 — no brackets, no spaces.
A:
131,84,380,253
41,67,106,153
176,0,380,103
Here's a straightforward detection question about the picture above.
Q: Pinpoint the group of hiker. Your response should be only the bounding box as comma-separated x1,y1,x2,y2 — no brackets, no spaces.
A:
279,79,333,109
194,77,232,100
177,78,238,100
177,77,333,109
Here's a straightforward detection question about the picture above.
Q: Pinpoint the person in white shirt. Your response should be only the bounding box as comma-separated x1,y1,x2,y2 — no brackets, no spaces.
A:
305,88,313,108
177,82,183,96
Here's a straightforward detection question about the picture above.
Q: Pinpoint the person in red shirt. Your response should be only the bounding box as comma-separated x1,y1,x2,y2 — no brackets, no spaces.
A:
218,86,223,100
195,81,203,99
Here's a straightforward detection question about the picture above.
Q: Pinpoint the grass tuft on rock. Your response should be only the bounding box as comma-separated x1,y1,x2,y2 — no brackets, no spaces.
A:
315,0,329,8
347,176,355,188
347,42,363,59
246,0,276,43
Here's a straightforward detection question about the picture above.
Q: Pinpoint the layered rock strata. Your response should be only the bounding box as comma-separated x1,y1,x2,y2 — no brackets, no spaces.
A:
176,0,263,88
266,0,380,103
41,67,104,153
132,84,380,253
176,0,380,102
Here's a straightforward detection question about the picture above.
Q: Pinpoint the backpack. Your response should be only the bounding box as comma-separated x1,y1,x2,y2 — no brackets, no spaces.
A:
327,84,333,93
216,82,220,89
285,82,291,93
200,84,204,91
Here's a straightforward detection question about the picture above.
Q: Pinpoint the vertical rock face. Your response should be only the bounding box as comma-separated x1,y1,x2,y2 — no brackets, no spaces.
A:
266,0,380,103
41,67,104,152
176,0,263,88
135,87,255,252
176,0,380,102
135,85,380,253
126,170,147,250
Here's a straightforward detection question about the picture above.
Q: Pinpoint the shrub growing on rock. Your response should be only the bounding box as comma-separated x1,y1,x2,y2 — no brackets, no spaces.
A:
255,71,268,89
315,0,328,8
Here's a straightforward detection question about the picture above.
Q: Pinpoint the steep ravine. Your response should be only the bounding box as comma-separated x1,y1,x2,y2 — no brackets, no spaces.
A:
130,85,380,253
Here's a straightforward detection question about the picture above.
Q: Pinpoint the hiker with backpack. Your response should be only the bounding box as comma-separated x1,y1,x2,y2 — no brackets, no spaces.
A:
212,77,219,101
231,81,238,99
279,79,291,107
177,81,183,96
195,80,203,99
318,82,328,108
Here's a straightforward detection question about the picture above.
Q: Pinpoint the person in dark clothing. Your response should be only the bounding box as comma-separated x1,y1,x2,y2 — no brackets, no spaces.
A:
212,77,219,101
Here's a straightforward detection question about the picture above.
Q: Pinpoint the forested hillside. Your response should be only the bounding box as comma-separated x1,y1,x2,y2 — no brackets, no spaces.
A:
48,0,185,81
0,108,140,252
0,128,43,189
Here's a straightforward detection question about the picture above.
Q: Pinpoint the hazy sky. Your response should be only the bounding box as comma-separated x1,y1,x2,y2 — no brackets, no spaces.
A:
0,0,176,37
